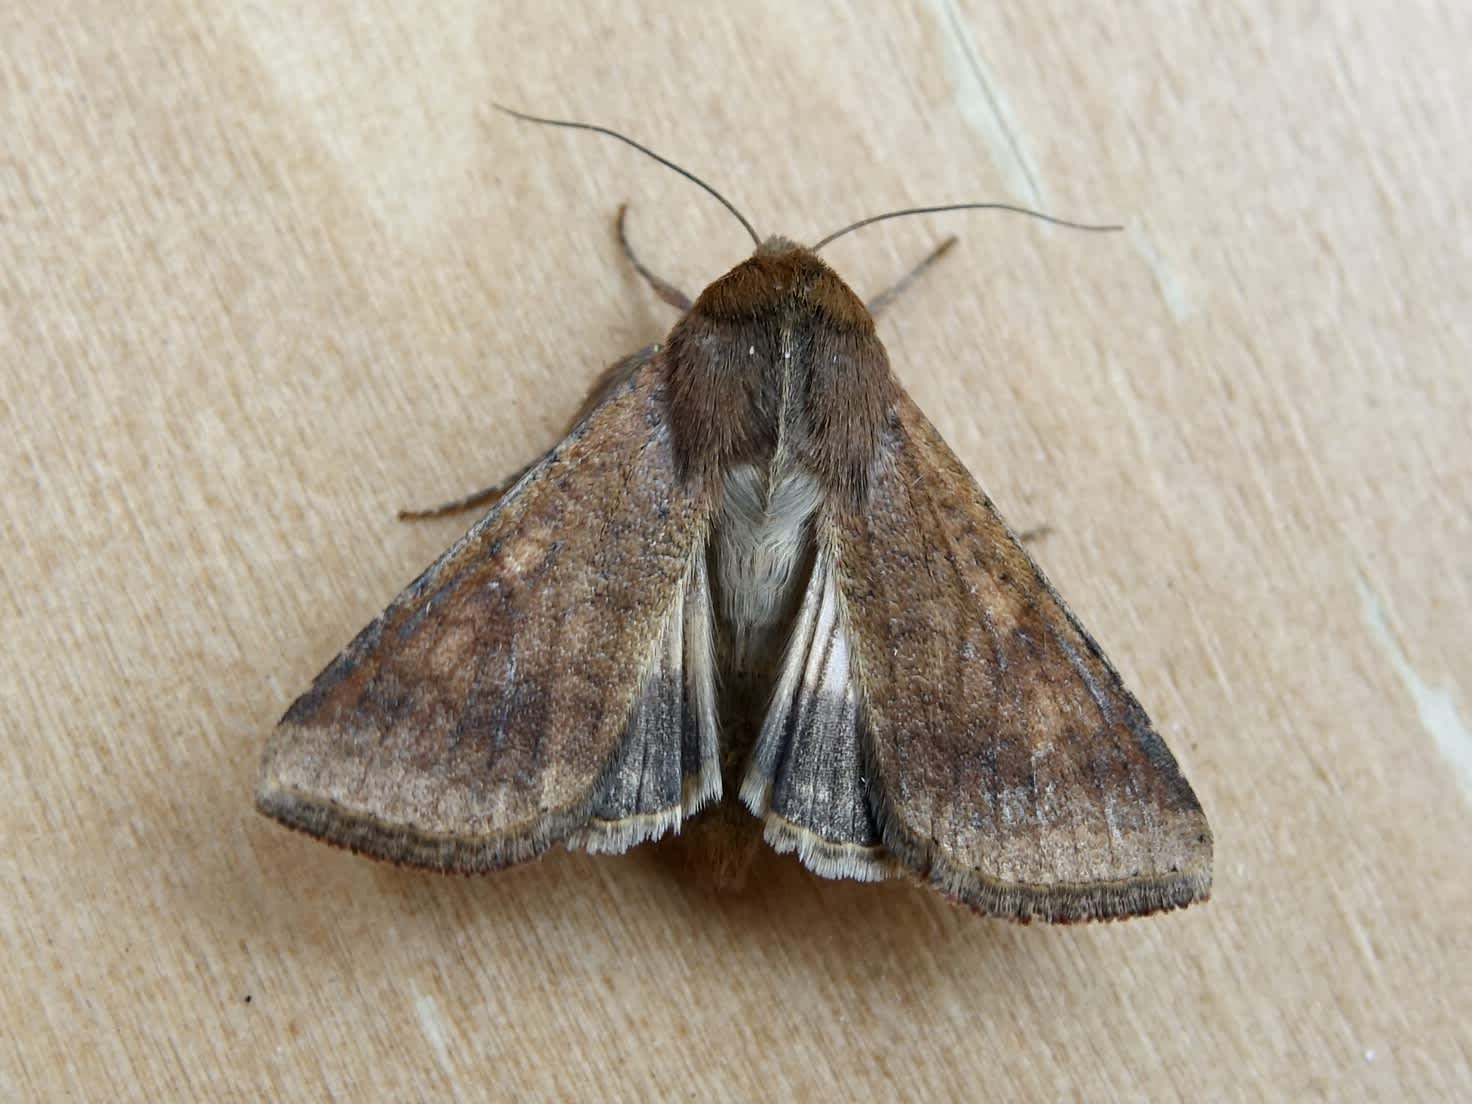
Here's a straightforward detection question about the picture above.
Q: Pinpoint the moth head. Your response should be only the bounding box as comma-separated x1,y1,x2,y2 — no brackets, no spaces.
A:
688,238,877,336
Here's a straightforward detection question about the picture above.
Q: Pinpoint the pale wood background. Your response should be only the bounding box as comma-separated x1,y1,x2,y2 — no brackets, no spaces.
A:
5,1,1469,1100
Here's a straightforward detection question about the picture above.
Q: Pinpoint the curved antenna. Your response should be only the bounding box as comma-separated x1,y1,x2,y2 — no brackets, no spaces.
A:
813,203,1122,252
493,104,761,247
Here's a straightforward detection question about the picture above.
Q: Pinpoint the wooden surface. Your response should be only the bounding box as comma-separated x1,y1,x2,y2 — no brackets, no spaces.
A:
5,2,1469,1099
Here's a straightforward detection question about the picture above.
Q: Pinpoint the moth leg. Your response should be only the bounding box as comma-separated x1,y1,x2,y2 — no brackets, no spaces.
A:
1018,523,1053,544
397,348,654,521
396,461,535,520
617,203,694,311
866,235,959,318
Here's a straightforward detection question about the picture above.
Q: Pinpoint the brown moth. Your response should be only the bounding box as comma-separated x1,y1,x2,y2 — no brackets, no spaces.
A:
256,109,1213,923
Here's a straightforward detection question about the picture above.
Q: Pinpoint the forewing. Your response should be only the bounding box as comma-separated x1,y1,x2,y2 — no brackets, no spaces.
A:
834,388,1212,921
256,348,718,871
567,549,721,853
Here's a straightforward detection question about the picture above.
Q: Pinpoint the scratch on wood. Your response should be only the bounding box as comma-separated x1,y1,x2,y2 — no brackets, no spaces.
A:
415,991,452,1073
1359,580,1471,802
1128,225,1196,321
927,0,1047,216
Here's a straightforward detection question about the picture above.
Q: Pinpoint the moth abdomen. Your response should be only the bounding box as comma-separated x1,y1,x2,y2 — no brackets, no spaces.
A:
711,463,822,663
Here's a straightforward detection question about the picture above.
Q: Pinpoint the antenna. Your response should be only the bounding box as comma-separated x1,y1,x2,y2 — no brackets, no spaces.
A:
813,203,1121,251
494,105,762,246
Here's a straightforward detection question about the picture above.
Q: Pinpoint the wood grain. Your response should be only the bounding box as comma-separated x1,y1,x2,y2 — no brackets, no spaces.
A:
4,1,1469,1099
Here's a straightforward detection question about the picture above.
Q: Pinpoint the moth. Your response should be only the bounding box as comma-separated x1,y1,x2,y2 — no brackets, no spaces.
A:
257,108,1213,923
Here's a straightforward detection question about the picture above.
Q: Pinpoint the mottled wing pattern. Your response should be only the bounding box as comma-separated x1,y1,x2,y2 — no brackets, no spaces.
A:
740,551,893,882
568,550,721,853
833,388,1213,922
256,348,720,871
